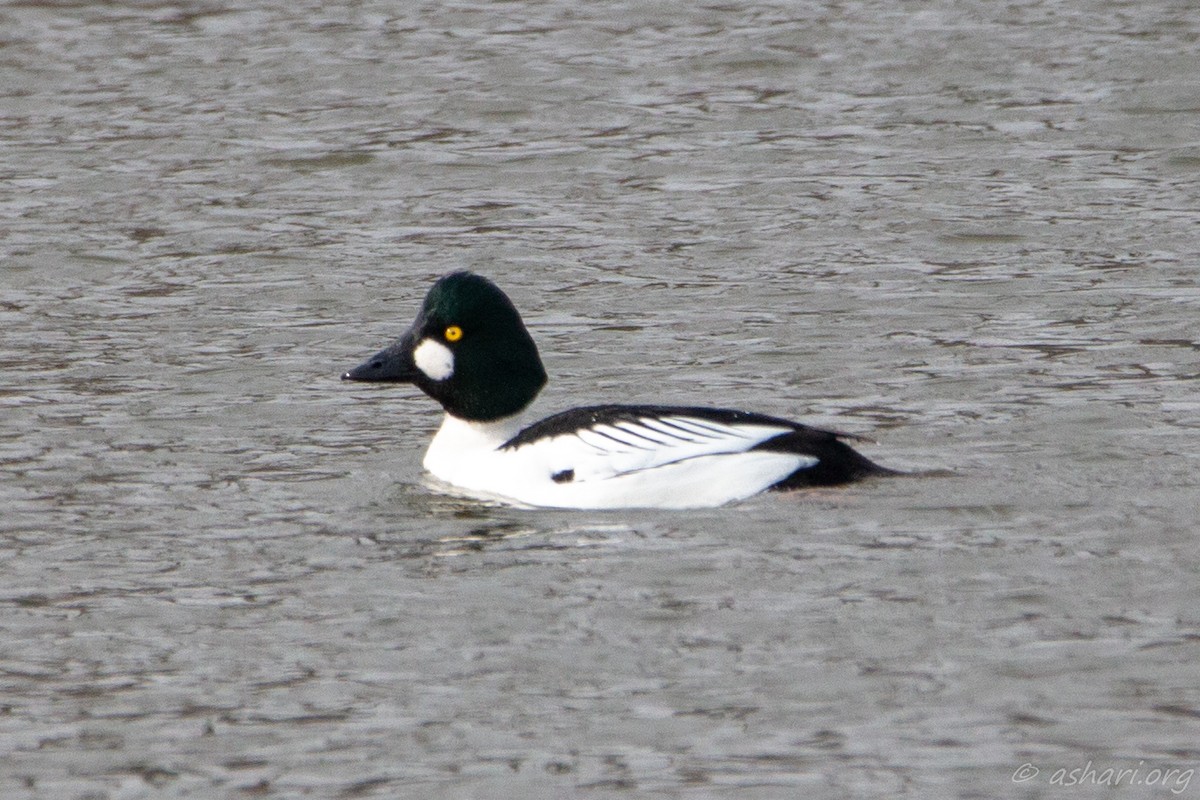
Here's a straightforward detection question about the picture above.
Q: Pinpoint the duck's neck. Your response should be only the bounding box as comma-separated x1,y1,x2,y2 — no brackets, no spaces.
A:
423,412,526,475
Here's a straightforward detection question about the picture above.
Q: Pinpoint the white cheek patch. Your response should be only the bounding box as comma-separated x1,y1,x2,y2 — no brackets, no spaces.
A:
413,338,455,381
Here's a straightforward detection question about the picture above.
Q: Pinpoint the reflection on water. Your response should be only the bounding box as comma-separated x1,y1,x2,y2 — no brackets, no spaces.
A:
3,0,1199,797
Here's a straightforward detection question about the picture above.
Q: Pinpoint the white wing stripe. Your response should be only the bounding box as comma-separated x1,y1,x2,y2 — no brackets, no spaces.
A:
589,424,656,450
575,429,626,452
663,416,750,439
612,421,673,446
637,417,709,442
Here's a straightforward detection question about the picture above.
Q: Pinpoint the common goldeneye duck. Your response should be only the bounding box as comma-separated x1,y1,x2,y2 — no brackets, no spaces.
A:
342,271,894,509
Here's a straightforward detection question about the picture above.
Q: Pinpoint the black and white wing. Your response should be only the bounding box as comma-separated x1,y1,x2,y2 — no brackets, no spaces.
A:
502,404,824,483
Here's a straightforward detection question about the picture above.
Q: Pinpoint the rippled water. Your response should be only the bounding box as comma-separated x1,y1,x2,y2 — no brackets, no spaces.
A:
3,1,1199,798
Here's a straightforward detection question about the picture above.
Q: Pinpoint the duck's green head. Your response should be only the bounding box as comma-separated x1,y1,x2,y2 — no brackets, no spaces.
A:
343,272,548,421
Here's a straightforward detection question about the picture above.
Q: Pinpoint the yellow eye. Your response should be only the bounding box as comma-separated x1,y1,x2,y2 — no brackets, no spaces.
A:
444,325,463,342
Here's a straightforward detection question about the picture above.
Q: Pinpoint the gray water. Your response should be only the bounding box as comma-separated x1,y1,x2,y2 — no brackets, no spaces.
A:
3,1,1199,798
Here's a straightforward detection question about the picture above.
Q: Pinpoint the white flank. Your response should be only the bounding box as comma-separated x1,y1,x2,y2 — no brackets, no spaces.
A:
412,338,454,381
